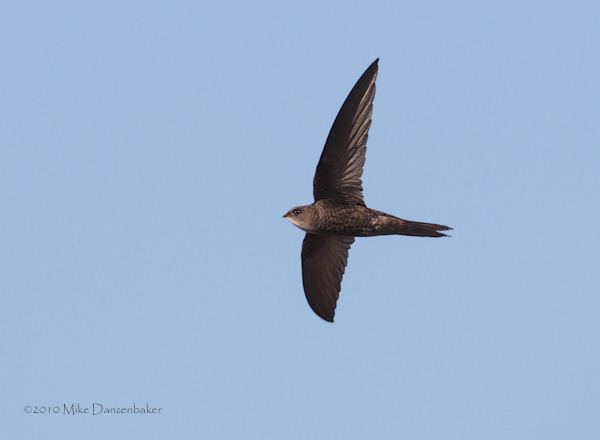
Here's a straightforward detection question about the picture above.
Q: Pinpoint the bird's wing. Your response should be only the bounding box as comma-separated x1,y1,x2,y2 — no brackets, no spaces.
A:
301,233,354,322
313,59,378,206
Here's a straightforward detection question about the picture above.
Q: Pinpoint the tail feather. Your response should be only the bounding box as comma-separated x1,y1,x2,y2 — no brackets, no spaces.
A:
396,220,452,237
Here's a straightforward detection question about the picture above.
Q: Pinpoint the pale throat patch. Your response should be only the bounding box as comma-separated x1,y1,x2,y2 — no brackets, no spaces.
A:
286,216,301,227
286,216,308,231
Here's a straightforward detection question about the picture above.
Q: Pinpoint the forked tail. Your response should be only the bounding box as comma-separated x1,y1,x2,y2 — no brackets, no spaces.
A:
395,219,452,237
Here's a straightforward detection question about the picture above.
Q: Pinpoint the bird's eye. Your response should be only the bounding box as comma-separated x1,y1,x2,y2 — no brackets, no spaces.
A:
292,208,302,215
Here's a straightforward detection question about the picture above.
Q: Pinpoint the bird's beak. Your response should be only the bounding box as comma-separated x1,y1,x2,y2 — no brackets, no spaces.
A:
282,212,289,218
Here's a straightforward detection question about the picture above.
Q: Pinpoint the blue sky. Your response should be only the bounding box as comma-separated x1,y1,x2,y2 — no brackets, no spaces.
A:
1,1,599,438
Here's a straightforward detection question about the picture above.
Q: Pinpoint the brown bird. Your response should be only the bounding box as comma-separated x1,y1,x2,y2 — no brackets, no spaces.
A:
284,59,451,322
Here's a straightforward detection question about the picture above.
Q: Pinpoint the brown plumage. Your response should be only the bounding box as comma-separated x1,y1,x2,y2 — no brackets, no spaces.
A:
284,59,451,322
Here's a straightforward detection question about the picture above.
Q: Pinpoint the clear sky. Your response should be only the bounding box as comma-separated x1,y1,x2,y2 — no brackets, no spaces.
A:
1,1,599,439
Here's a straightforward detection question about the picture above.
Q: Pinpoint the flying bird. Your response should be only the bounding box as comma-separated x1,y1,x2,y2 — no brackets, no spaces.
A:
284,59,451,322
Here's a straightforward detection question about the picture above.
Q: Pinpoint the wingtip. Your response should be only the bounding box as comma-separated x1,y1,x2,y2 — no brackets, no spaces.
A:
308,302,336,323
314,309,335,323
361,58,379,78
317,312,335,323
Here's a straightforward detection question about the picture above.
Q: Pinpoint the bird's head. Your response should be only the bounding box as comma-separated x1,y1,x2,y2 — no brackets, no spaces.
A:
283,205,313,231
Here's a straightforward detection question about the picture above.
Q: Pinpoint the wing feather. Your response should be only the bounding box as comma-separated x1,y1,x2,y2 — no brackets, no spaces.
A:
313,59,379,205
301,234,354,322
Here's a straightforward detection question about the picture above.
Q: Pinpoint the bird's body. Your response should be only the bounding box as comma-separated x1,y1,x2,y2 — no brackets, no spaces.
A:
284,58,451,322
288,200,448,238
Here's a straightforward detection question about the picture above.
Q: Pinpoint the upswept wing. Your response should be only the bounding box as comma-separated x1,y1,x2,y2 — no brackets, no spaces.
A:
313,59,378,206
